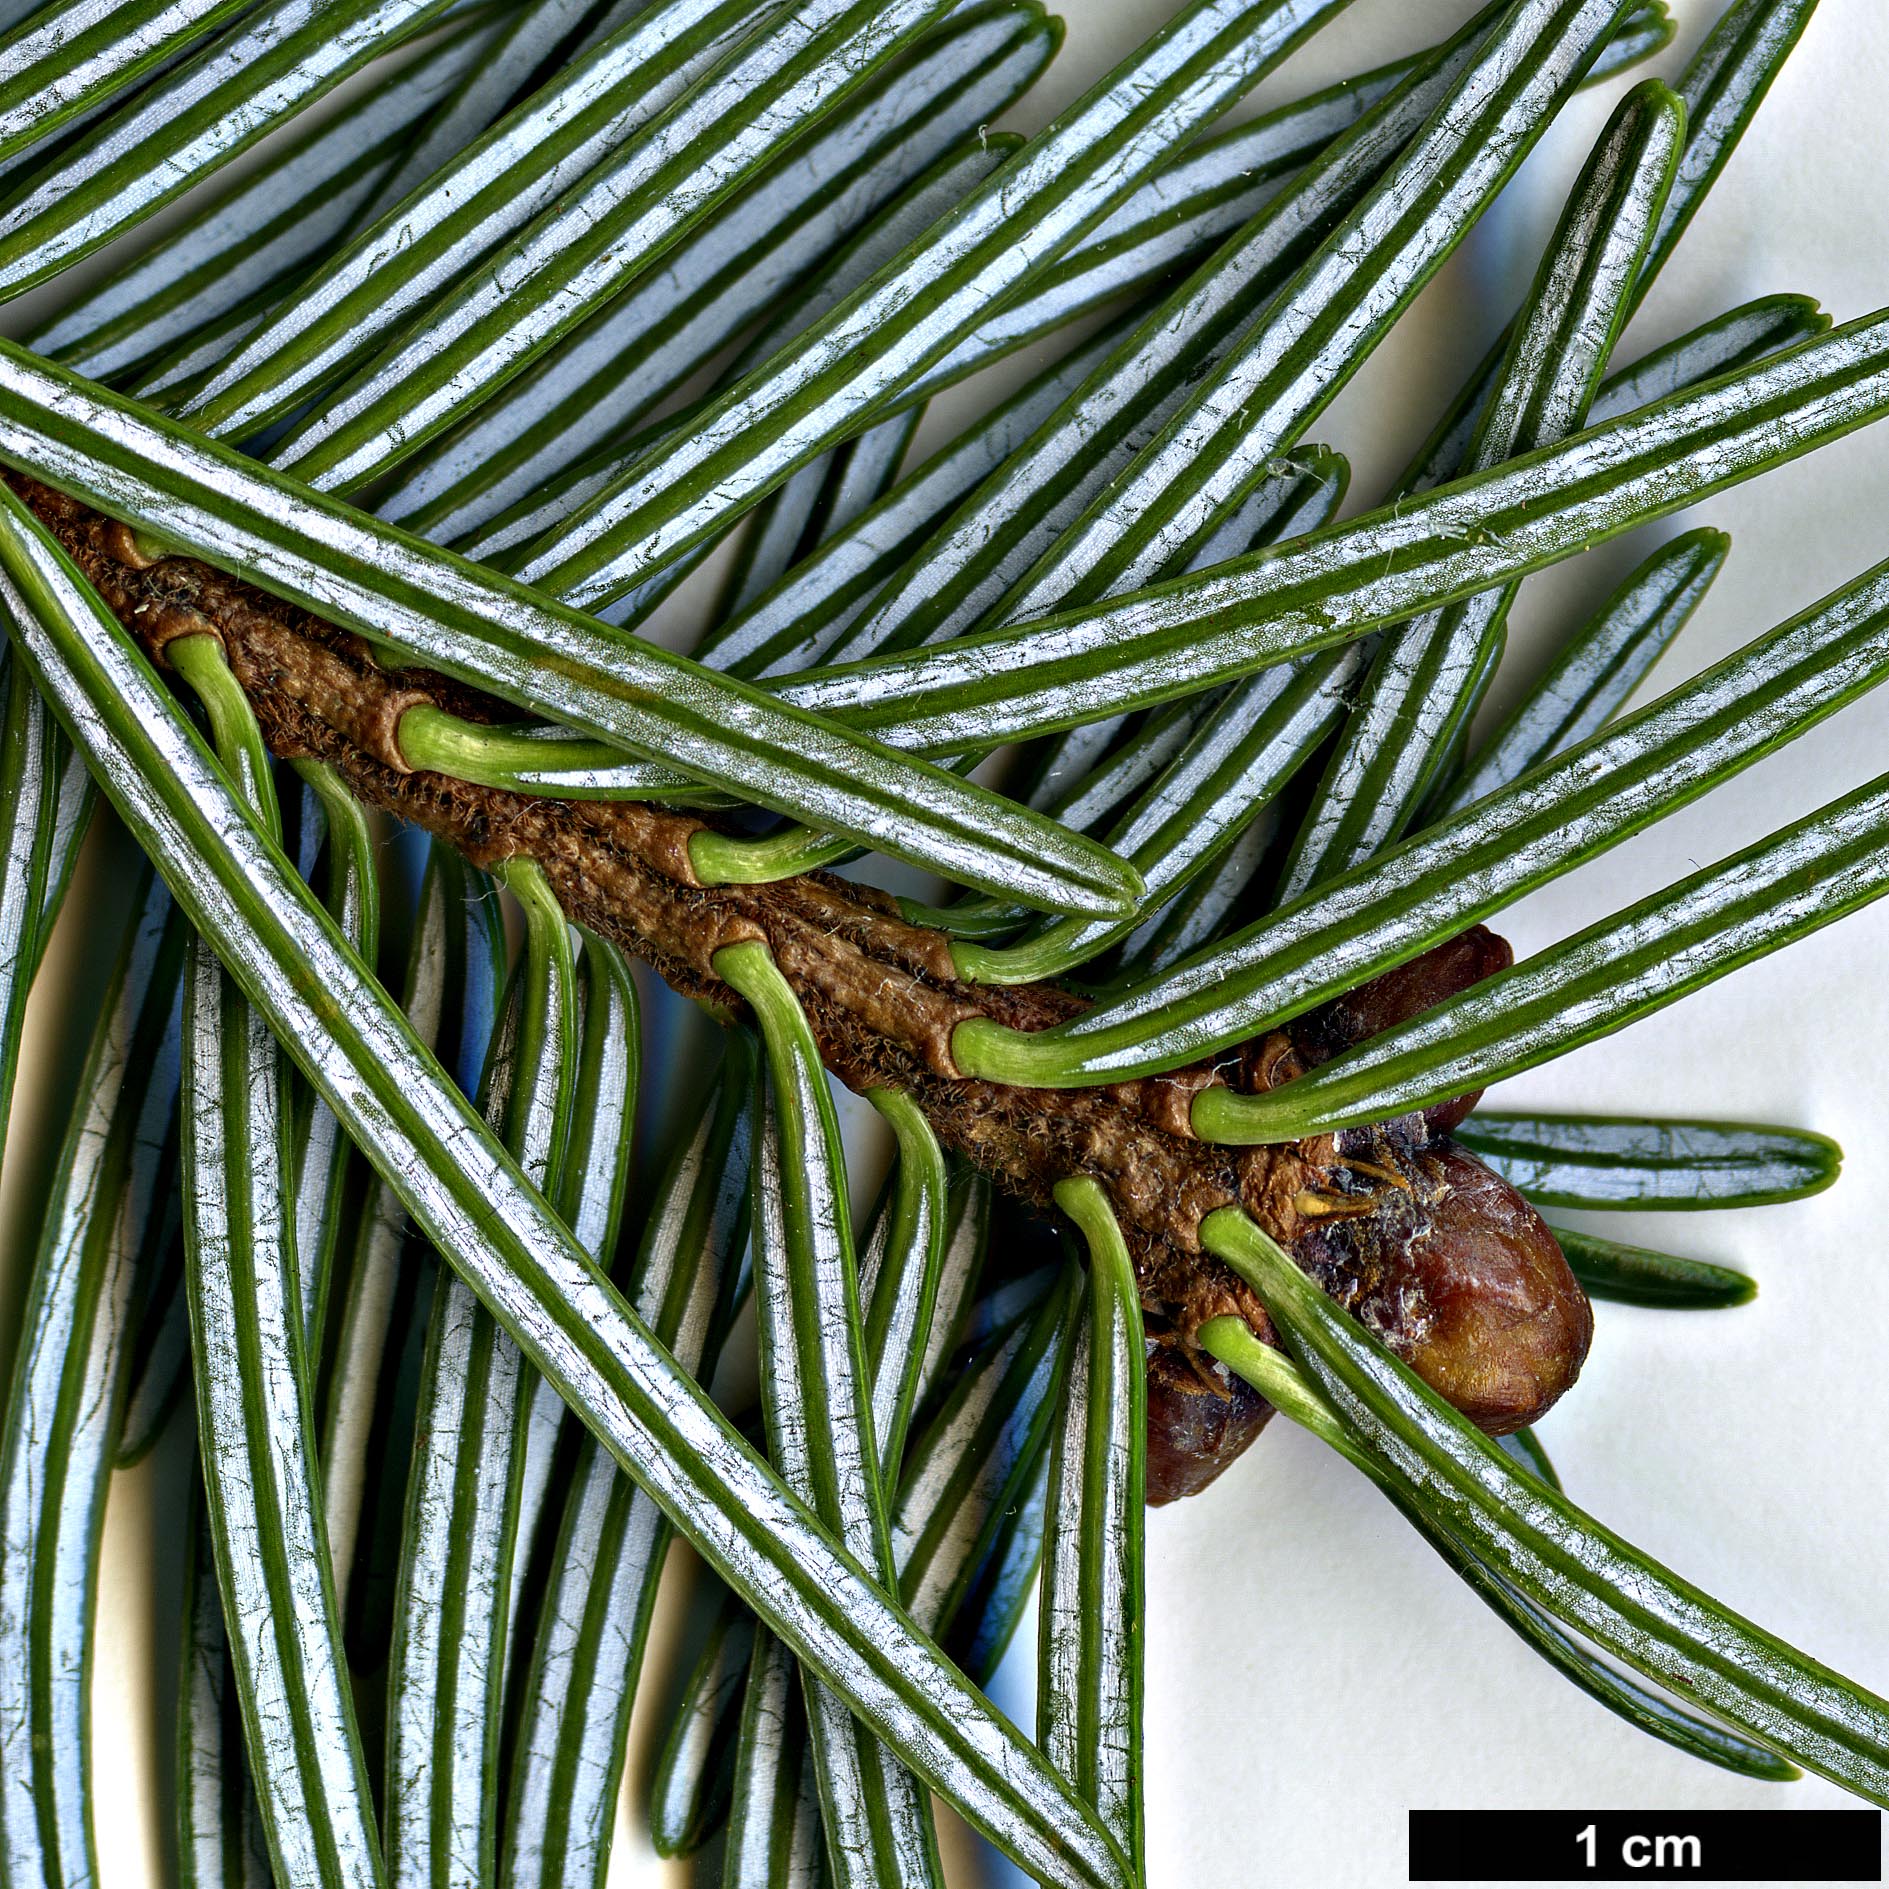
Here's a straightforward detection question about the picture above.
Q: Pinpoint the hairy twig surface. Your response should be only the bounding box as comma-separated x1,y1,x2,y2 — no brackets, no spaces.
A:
16,476,1593,1494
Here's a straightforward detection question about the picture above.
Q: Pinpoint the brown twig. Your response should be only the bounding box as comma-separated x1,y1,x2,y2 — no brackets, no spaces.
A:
16,476,1593,1496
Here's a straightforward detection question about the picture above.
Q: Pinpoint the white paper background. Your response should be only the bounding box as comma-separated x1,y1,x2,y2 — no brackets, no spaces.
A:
5,3,1888,1886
